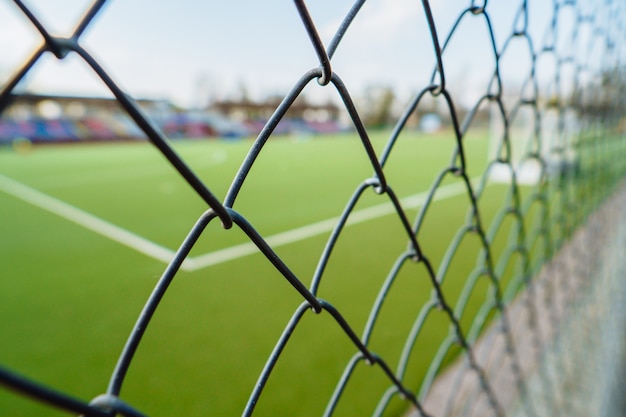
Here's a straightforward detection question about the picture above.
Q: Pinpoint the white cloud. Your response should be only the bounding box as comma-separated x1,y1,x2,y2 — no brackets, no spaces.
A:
323,0,423,45
0,5,40,65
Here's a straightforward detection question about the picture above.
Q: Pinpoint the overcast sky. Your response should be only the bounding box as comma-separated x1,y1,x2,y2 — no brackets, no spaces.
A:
0,1,574,108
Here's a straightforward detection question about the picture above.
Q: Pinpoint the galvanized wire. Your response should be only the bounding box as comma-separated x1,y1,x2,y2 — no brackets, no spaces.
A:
1,0,626,416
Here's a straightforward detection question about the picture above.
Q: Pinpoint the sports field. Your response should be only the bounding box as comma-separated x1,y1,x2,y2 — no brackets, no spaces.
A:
0,129,524,416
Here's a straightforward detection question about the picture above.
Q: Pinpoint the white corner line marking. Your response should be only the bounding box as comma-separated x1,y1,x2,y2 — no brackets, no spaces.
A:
0,174,177,265
0,173,476,273
183,180,473,271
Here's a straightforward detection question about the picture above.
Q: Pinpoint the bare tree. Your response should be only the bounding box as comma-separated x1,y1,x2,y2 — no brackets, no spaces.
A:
360,84,396,128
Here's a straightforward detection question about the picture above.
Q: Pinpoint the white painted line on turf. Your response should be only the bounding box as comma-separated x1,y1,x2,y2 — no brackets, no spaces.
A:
0,173,475,273
183,218,341,271
183,180,471,271
0,174,177,265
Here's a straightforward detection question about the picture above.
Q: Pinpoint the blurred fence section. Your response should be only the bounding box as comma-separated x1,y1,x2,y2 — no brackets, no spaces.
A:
420,186,626,417
1,0,626,416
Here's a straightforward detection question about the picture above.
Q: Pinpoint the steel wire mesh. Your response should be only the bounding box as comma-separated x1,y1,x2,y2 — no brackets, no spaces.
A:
1,0,626,416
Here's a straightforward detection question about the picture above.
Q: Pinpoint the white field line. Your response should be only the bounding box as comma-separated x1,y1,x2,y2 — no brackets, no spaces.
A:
0,173,475,272
0,174,177,265
182,180,471,271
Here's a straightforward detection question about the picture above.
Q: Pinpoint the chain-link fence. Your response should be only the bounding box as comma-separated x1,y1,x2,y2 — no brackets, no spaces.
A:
1,0,626,416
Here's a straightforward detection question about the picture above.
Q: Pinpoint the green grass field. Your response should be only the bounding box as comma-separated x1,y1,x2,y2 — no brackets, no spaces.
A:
0,129,528,416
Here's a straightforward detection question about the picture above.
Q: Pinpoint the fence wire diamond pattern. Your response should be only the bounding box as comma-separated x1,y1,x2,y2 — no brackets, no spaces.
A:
1,1,626,416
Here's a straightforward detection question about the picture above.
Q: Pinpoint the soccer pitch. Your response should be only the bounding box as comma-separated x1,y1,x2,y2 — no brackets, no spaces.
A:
0,130,519,416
